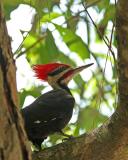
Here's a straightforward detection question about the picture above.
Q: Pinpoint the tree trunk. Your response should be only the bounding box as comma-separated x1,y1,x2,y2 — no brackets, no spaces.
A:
33,0,128,160
0,2,31,160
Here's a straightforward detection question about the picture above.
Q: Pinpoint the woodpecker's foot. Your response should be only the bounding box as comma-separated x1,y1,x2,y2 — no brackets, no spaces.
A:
59,131,74,141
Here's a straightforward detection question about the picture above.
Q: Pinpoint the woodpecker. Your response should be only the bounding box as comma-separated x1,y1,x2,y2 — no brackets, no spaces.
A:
21,62,93,149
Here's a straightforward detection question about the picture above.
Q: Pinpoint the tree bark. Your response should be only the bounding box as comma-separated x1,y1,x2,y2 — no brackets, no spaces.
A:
33,0,128,160
0,2,31,160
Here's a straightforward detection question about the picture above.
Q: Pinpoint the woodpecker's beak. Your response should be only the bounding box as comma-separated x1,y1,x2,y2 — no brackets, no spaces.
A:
62,63,94,84
72,63,94,75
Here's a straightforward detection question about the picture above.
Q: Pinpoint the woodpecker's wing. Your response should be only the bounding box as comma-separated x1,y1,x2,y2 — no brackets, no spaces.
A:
21,89,75,138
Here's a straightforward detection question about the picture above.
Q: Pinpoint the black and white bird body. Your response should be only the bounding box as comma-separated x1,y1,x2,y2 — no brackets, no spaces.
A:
22,88,74,147
21,62,93,148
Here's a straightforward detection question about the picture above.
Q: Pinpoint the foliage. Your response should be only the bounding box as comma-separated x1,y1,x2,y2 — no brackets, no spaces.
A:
4,0,117,147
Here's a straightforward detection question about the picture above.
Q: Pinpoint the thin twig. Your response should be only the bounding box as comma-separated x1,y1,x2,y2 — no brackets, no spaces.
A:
14,32,30,56
15,33,47,59
82,3,116,63
82,2,117,110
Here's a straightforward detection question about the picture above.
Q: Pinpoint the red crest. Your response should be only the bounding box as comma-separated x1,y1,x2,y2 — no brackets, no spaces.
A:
33,63,70,81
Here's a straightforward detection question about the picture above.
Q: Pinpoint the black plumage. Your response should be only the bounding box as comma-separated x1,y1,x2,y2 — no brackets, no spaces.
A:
21,88,75,148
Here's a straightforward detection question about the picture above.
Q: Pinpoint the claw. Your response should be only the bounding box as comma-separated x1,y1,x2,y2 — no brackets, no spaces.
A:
59,130,74,141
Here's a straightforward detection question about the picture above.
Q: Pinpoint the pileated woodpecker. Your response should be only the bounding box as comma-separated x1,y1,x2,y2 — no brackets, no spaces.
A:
21,62,93,149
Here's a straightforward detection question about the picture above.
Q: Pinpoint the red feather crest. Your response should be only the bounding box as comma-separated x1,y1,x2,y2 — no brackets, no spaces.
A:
33,63,70,81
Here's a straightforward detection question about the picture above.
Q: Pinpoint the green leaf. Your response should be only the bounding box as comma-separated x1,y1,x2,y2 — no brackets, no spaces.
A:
58,53,76,66
55,24,90,59
3,0,36,19
98,4,115,38
41,12,62,22
3,0,22,19
24,34,37,46
86,0,102,7
74,107,108,135
97,0,109,12
23,30,62,64
19,86,44,108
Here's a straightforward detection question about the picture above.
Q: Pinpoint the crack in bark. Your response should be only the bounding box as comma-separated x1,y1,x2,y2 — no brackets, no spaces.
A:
0,148,4,160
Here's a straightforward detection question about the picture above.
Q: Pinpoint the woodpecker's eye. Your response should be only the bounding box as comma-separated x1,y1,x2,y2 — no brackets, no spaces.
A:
48,66,69,76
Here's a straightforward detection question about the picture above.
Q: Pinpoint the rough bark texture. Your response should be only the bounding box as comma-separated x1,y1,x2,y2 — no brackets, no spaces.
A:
32,0,128,160
0,2,31,160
